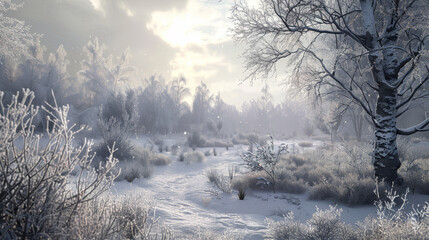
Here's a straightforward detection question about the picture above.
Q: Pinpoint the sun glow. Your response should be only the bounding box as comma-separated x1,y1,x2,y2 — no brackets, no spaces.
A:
146,0,231,48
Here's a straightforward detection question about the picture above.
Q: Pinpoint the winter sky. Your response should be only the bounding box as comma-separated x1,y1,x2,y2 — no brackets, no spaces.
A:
10,0,286,107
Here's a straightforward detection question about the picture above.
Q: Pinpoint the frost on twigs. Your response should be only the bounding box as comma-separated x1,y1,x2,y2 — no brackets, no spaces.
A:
241,136,288,193
0,89,118,238
360,183,429,239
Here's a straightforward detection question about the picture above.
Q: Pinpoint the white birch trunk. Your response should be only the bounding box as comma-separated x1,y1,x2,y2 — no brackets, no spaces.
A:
360,0,401,183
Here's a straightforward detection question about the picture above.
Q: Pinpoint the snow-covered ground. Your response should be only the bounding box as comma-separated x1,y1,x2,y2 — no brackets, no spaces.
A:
111,138,429,239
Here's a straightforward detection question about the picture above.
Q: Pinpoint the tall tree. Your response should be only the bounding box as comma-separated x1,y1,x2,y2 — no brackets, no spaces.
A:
192,82,213,127
259,83,274,131
232,0,429,183
168,76,191,116
79,38,133,108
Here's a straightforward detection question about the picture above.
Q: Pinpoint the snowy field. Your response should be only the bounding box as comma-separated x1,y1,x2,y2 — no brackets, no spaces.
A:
111,138,429,239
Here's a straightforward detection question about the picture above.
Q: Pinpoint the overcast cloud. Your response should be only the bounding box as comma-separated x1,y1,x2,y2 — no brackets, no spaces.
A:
9,0,286,107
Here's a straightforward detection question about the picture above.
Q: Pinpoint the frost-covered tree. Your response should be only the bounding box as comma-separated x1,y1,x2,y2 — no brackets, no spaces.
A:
79,38,133,108
232,0,429,183
45,45,75,106
241,137,288,193
258,83,274,131
136,75,181,134
0,0,37,61
192,82,213,127
5,44,76,131
168,76,190,111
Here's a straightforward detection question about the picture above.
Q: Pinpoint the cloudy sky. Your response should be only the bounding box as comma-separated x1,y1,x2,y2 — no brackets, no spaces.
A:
10,0,287,107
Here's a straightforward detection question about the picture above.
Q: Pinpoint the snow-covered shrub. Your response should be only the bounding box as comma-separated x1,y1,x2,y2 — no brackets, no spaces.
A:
237,141,386,204
206,169,221,183
0,89,118,239
357,187,429,239
268,188,429,239
96,92,136,162
114,146,172,181
205,169,231,193
74,194,175,240
181,151,205,164
115,196,161,239
231,171,268,191
150,153,172,166
304,207,357,239
96,117,134,162
132,146,171,166
96,92,137,162
115,160,153,182
232,170,306,194
309,174,381,205
293,167,334,186
187,131,206,149
267,212,303,239
275,178,307,194
267,207,358,240
70,197,118,239
401,156,429,194
241,137,288,193
100,91,137,133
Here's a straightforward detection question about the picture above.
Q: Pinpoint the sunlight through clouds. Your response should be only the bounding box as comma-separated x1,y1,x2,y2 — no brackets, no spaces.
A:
146,0,231,47
170,47,233,82
146,0,236,93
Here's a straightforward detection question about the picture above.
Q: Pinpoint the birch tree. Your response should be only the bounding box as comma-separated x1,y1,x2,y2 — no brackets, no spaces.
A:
232,0,429,183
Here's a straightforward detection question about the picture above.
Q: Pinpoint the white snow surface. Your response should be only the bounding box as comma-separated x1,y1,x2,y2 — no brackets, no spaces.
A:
111,137,429,239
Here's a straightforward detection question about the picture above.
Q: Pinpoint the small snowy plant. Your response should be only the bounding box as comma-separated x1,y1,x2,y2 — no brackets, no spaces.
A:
0,90,118,239
205,169,231,193
241,136,287,193
238,188,246,200
359,184,429,239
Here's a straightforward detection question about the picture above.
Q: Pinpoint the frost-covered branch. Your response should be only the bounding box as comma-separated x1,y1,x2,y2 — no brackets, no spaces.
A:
0,89,118,238
241,136,287,193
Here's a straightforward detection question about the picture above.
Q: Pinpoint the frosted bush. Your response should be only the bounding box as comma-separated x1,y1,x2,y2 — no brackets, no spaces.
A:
267,187,429,240
114,195,170,239
267,206,357,240
0,89,118,238
96,117,133,161
182,151,205,164
150,153,172,166
115,160,153,182
187,131,206,149
73,194,175,240
358,186,429,239
241,136,288,193
205,169,232,193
